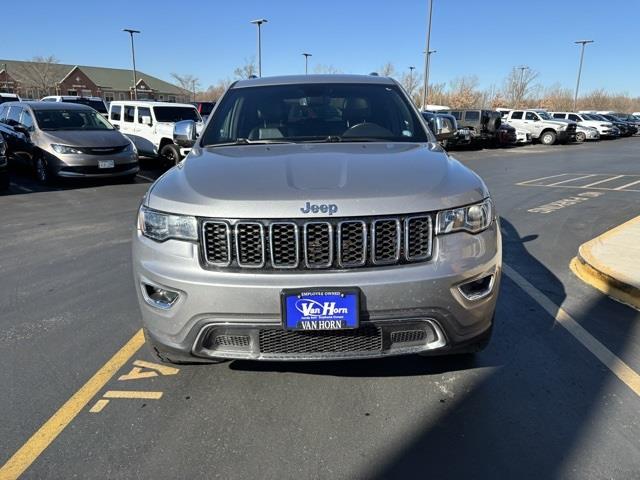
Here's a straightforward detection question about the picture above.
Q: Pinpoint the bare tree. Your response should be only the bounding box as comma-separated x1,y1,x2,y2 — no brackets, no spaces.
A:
379,62,396,77
233,58,257,79
538,84,574,111
197,78,233,102
16,55,60,97
313,64,342,74
400,70,421,100
448,76,482,108
502,67,539,108
171,73,200,101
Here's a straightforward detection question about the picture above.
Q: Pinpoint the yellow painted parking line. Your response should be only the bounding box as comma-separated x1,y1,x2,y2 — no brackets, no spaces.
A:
88,399,110,414
581,175,625,188
614,179,640,191
0,330,145,480
504,264,640,397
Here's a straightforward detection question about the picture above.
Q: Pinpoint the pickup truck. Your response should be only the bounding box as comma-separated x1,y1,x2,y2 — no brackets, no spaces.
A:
502,109,576,145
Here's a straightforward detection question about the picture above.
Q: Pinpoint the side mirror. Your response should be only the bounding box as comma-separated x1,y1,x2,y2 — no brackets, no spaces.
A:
113,124,120,130
174,120,197,147
13,125,29,135
435,116,453,141
141,115,152,126
533,117,540,122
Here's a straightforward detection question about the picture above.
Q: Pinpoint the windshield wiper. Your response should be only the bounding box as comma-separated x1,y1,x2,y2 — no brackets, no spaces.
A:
208,138,296,147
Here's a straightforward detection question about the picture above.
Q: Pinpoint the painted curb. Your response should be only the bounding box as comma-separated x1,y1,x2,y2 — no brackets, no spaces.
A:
570,256,640,311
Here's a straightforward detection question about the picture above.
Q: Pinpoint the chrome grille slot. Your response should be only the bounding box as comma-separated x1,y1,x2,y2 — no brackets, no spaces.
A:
338,220,367,267
201,214,433,271
372,219,401,265
270,222,299,268
405,216,433,261
304,222,333,268
235,222,265,268
202,221,231,266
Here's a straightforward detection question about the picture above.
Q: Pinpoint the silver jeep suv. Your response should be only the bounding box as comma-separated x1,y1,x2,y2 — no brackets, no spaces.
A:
133,75,502,363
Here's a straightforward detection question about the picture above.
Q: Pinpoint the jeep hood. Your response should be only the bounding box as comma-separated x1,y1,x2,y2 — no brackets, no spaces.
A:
147,143,488,218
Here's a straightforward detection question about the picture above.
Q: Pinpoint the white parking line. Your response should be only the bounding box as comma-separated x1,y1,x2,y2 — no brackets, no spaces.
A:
10,183,33,193
504,264,640,397
517,173,568,185
615,179,640,191
546,174,597,186
136,174,156,182
581,175,625,188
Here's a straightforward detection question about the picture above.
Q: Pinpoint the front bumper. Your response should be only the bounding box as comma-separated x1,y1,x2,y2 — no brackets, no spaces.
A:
133,220,502,361
45,150,139,178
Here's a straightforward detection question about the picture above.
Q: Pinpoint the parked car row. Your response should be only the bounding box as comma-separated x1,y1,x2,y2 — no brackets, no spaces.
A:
422,106,639,150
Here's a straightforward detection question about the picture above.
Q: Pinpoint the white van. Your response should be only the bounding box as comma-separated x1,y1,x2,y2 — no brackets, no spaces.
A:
108,101,203,163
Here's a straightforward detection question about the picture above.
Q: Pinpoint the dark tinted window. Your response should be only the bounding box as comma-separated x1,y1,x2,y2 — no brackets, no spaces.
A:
449,111,462,120
62,98,107,113
569,114,581,122
0,96,18,105
110,105,121,121
511,111,523,119
153,106,200,122
7,106,22,125
197,102,215,115
33,109,114,131
0,105,9,122
525,112,538,121
138,107,152,123
552,113,565,119
124,106,135,122
464,111,480,121
21,110,34,130
202,83,429,145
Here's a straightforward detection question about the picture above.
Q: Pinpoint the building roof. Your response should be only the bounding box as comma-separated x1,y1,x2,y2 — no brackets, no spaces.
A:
233,74,396,88
0,59,187,95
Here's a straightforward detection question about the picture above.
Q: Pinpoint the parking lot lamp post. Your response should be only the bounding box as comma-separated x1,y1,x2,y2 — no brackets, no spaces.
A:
421,0,434,111
250,19,268,77
302,53,312,75
516,65,529,108
573,40,594,111
123,28,141,100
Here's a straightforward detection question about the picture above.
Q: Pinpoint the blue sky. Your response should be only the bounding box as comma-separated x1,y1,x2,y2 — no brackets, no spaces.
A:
3,0,638,95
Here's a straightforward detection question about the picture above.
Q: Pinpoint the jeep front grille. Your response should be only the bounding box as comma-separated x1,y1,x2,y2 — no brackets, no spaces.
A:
201,214,433,271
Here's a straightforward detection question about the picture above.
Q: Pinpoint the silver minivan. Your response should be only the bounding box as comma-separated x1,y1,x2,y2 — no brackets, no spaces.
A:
0,102,138,184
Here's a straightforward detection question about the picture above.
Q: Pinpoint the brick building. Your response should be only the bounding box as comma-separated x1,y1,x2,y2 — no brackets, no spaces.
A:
0,59,189,102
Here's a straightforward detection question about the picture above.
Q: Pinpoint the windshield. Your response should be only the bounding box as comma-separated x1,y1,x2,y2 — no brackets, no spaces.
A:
62,98,107,114
201,83,429,146
537,111,552,120
198,102,215,115
33,109,114,131
154,106,201,123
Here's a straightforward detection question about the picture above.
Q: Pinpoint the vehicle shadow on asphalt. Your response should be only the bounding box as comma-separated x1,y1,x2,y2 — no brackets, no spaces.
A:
230,218,638,478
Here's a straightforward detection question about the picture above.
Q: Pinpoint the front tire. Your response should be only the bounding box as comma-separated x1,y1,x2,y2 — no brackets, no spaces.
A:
35,156,53,185
540,130,557,145
160,143,181,166
575,131,586,143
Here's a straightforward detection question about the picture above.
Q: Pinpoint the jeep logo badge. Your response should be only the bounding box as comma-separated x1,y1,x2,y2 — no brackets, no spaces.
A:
300,202,338,215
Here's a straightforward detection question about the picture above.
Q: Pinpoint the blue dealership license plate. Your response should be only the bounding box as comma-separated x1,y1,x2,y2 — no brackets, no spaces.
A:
281,288,360,330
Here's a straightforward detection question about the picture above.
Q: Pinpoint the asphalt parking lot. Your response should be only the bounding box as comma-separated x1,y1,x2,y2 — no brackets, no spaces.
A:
1,138,640,479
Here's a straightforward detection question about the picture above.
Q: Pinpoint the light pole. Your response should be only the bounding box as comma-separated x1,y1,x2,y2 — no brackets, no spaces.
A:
408,66,415,96
191,79,197,102
123,28,140,100
422,50,436,109
516,65,529,108
573,40,594,110
421,0,434,111
302,53,312,74
250,19,268,77
1,63,7,92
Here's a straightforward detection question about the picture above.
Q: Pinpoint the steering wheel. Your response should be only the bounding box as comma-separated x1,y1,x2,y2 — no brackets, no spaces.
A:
342,122,394,138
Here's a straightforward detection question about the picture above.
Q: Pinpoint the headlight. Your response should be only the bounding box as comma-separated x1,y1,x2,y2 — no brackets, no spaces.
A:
437,198,493,235
125,141,137,153
51,144,83,154
138,206,198,242
557,125,567,131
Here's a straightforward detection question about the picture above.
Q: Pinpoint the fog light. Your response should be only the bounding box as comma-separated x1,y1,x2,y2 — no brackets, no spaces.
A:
458,274,495,301
142,283,180,309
